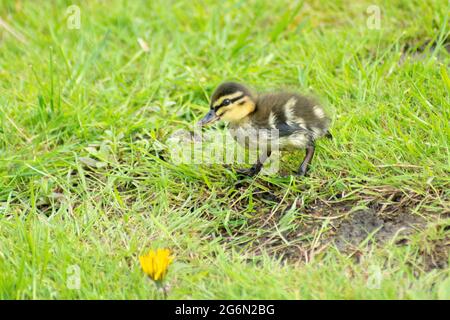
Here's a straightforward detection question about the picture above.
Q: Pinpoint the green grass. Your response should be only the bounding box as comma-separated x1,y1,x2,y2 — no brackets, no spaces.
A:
0,0,449,299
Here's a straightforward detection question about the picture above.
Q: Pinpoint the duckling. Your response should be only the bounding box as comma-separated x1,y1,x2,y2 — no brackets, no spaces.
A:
197,82,331,176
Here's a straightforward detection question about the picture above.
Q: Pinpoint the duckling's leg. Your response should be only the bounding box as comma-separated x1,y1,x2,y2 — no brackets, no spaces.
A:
297,145,315,176
237,151,271,177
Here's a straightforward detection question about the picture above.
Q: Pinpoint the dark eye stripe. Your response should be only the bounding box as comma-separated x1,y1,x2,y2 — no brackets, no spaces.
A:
213,94,245,111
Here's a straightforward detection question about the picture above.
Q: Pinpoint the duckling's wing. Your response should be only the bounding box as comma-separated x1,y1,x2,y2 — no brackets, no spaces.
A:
275,122,309,137
251,92,331,139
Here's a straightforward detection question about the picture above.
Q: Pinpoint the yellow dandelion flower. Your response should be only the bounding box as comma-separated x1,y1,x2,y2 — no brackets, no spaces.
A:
139,248,173,282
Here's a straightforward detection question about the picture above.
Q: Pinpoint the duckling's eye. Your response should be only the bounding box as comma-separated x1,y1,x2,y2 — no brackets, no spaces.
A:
222,99,231,106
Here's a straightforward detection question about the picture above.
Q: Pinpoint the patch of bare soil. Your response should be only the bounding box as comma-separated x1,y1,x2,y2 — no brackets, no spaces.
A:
400,36,450,64
333,209,424,250
214,182,447,269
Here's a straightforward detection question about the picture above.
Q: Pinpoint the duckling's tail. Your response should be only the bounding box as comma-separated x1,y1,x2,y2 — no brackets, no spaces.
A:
325,131,333,139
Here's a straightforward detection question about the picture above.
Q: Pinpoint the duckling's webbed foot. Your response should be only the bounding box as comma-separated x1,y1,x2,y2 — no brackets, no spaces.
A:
236,164,262,177
297,145,315,176
236,151,271,177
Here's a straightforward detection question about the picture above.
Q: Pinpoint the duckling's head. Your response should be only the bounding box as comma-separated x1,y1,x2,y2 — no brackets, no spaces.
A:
198,82,256,126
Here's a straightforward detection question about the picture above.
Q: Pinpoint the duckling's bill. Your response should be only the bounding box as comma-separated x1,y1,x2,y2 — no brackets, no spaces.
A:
198,109,220,126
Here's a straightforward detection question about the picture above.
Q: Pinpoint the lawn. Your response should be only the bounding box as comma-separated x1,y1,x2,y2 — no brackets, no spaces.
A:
0,0,449,299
